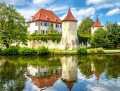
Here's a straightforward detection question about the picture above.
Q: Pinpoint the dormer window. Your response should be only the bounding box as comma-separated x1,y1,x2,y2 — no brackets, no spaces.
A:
46,16,49,20
55,18,58,21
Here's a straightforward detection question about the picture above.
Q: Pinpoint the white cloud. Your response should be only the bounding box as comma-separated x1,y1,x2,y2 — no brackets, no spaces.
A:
52,6,68,12
96,3,120,10
33,0,55,4
118,22,120,25
106,8,120,16
0,0,27,5
86,0,118,5
17,9,38,21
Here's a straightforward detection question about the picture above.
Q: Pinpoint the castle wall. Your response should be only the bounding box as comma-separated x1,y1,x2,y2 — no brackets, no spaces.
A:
28,40,60,49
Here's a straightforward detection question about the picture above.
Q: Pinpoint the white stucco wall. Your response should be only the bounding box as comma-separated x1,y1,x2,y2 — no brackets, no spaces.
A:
27,21,62,34
91,27,106,35
91,27,99,35
28,22,38,34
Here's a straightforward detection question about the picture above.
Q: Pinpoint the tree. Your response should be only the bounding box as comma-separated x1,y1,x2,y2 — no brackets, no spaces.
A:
105,22,120,49
0,2,27,48
47,24,58,33
90,28,108,48
78,17,94,34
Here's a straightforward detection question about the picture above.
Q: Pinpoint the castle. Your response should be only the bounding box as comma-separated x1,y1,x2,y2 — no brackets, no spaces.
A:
27,8,104,50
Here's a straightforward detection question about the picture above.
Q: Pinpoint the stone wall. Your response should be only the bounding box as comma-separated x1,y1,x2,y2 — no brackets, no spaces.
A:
28,40,60,49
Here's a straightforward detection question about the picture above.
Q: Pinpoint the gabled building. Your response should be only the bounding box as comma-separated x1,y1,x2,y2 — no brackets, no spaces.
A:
91,17,104,34
27,9,62,34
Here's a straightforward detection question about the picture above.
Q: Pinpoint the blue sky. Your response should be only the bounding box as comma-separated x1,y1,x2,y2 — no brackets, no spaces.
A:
1,0,120,26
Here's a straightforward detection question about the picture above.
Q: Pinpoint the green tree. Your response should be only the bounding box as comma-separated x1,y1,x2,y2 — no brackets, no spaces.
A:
0,2,27,48
106,22,120,49
90,28,108,48
47,24,58,33
78,17,94,34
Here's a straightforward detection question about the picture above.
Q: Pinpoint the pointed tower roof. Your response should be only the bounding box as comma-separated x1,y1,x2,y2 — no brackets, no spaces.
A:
91,17,104,27
62,80,77,91
27,9,61,24
63,8,78,22
92,71,102,81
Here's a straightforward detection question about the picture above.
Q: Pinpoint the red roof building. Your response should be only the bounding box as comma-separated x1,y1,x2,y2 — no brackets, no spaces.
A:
27,9,62,34
63,9,78,22
27,73,62,89
27,9,61,24
91,17,104,27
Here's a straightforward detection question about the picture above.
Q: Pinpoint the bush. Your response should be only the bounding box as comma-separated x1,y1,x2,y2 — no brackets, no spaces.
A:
19,47,37,55
37,46,50,55
89,49,96,53
77,47,87,54
2,46,20,55
0,48,2,54
96,48,104,53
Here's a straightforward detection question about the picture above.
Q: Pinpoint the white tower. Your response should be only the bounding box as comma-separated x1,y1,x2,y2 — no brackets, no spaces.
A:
91,17,104,35
59,8,79,50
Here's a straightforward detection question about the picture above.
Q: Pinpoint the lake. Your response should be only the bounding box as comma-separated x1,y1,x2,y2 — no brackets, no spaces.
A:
0,54,120,91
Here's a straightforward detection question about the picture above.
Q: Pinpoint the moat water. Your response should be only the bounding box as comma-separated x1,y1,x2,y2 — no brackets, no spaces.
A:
0,54,120,91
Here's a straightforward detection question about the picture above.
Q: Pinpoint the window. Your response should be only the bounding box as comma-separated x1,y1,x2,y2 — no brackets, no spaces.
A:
41,22,44,26
28,31,30,34
60,25,62,28
35,21,38,26
35,30,38,34
28,24,30,28
41,30,45,34
56,24,59,28
45,23,49,26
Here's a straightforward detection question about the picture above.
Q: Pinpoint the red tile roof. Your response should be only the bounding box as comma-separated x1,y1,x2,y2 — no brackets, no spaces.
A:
27,73,62,89
27,9,61,24
92,71,102,81
63,9,78,22
91,17,104,27
62,80,77,91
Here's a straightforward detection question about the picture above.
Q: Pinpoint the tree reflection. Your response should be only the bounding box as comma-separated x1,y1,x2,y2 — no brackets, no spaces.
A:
0,60,27,91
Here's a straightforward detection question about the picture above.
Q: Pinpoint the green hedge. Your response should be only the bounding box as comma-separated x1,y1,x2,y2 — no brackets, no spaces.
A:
77,47,87,54
18,47,37,55
77,32,91,46
0,46,50,55
37,46,50,55
2,46,20,55
28,33,62,43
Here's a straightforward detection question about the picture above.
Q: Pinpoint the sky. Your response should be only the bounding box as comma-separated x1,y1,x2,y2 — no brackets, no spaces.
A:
1,0,120,26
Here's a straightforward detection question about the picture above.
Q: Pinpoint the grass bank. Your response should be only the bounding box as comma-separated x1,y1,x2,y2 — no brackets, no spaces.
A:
50,49,120,55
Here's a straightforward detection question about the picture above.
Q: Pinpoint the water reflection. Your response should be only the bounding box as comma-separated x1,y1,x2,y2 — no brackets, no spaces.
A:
0,55,120,91
61,56,78,81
